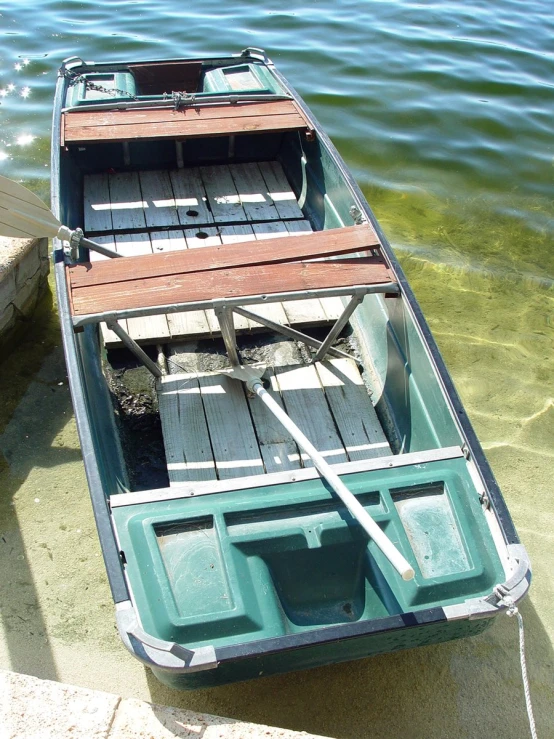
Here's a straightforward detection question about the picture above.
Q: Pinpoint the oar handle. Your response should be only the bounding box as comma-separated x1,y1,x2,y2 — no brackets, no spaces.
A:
250,380,415,581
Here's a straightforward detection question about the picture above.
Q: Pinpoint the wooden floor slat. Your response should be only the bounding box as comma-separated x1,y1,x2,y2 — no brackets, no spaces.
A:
158,361,389,484
315,359,392,460
150,229,187,253
230,162,281,221
84,173,112,232
258,161,304,220
200,164,247,223
246,367,301,474
157,374,217,484
274,364,348,467
170,167,214,227
109,172,147,230
197,373,265,480
139,170,180,228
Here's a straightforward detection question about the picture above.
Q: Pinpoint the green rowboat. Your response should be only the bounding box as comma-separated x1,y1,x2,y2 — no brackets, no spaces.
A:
42,48,530,689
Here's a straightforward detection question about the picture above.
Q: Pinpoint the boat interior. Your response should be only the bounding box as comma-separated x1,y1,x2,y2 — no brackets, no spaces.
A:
55,55,507,652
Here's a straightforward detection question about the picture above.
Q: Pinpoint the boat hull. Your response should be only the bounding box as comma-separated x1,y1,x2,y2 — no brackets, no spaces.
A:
153,613,492,690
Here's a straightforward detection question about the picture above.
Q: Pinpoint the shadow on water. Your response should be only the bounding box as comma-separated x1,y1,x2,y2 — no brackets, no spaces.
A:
142,597,552,739
0,286,81,680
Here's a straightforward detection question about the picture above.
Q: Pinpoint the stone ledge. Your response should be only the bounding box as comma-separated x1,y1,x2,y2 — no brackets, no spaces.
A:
0,236,49,346
0,670,331,739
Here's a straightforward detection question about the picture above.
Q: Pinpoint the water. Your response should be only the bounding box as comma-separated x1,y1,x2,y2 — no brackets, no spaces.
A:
0,1,552,735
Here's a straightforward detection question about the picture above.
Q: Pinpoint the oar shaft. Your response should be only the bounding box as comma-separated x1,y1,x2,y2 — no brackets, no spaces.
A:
250,381,415,581
80,237,122,259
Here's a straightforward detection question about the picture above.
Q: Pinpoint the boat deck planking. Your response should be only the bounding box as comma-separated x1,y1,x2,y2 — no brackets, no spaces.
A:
157,357,392,486
83,161,365,346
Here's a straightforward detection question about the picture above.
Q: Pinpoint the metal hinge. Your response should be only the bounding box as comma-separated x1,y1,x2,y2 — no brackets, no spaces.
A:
350,205,368,225
241,47,269,63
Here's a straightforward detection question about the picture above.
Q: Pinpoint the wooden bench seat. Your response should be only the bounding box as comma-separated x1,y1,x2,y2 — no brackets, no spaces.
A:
62,99,311,145
67,224,394,319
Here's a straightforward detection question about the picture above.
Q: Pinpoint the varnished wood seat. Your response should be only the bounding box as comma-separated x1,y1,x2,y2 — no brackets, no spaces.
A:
62,99,312,145
67,224,393,320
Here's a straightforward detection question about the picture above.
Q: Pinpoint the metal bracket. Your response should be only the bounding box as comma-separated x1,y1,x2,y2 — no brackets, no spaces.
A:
350,204,367,225
312,288,366,363
72,283,399,328
69,228,83,261
240,47,270,63
106,320,163,378
233,306,359,363
479,490,491,509
116,601,218,672
443,543,531,621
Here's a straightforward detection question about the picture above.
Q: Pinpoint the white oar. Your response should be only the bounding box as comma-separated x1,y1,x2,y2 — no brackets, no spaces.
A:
224,365,415,581
0,174,121,259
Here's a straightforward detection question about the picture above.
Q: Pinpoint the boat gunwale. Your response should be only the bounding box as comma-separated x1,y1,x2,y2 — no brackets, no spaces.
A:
269,63,521,547
51,71,131,605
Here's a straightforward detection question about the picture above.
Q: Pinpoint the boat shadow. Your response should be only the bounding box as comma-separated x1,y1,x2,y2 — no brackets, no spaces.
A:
0,325,84,681
144,596,552,738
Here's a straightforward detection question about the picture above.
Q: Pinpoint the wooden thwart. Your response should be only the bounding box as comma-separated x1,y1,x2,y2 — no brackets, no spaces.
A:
62,100,310,145
78,163,385,344
68,224,380,289
69,257,392,317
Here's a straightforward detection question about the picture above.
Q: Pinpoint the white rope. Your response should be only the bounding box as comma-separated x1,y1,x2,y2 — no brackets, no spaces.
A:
495,588,538,739
512,609,538,739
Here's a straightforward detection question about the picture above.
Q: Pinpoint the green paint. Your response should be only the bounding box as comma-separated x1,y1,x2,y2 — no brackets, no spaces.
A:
113,457,504,688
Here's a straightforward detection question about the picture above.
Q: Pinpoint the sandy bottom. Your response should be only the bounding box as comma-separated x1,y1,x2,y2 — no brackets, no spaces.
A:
0,201,552,739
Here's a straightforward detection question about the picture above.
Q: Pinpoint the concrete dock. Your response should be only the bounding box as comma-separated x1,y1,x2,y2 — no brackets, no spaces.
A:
1,670,329,738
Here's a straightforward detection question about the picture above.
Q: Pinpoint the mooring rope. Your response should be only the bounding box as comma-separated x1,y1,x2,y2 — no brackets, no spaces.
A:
494,587,538,739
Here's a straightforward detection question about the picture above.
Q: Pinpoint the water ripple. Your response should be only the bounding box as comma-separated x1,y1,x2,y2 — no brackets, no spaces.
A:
0,0,551,260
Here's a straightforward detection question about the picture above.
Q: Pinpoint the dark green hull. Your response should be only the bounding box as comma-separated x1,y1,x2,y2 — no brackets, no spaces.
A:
153,612,492,690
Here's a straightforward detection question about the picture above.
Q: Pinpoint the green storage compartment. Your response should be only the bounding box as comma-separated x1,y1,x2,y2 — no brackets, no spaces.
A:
112,457,505,687
203,63,280,94
66,72,136,106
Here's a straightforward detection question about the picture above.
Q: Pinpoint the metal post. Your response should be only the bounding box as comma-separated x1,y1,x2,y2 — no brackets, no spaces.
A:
312,292,365,363
106,320,162,378
214,305,240,366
